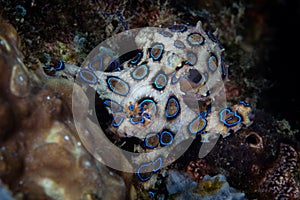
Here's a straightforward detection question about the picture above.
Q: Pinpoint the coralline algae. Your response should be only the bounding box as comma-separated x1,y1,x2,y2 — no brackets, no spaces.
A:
166,170,245,200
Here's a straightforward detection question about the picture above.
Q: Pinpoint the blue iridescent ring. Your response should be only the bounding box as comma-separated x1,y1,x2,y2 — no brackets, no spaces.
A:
208,54,218,72
103,99,123,112
144,133,160,149
130,51,143,65
160,130,174,146
131,64,149,80
113,115,124,127
221,56,227,79
54,60,64,71
149,43,164,61
159,30,173,37
168,24,188,32
219,108,242,127
185,52,198,66
106,76,130,96
88,57,103,71
153,73,168,90
165,96,180,120
188,115,207,135
187,32,205,46
139,99,157,114
137,157,163,182
79,69,98,85
174,40,186,49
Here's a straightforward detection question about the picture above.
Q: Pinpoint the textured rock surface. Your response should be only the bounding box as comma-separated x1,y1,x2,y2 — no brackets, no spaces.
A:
0,20,126,200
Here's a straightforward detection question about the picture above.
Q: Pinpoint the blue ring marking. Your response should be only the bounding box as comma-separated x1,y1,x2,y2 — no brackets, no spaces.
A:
107,76,130,96
239,101,251,107
130,117,145,125
130,51,143,65
159,30,173,37
131,64,149,80
219,108,242,127
208,54,218,72
188,115,207,135
153,73,168,90
79,69,98,85
103,99,123,112
144,133,160,149
174,40,186,49
137,165,152,182
160,131,174,146
148,191,155,198
130,118,138,125
143,112,151,119
187,32,205,46
149,43,164,61
168,24,187,32
186,52,198,66
152,157,163,172
54,60,64,71
88,57,103,71
165,96,180,120
221,56,227,79
137,157,162,182
206,30,218,43
140,99,157,114
200,111,208,118
113,115,124,127
128,104,134,111
109,60,121,71
171,75,180,84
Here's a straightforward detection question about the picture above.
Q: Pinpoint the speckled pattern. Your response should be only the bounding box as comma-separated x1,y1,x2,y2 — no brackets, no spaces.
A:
74,21,252,182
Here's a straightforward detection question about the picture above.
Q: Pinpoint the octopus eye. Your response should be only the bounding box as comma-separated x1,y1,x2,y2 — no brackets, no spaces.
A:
165,96,180,120
187,69,202,84
149,43,164,61
208,54,218,72
152,72,168,90
187,32,205,46
106,76,130,96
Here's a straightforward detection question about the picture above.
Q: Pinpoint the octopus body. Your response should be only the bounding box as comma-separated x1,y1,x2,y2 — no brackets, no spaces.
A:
73,21,252,180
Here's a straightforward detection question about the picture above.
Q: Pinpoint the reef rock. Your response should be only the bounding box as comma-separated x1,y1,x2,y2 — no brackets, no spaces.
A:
259,143,299,199
166,170,245,200
0,20,126,200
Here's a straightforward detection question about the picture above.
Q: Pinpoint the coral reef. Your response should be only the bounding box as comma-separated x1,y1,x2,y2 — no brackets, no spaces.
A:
0,20,126,200
0,0,299,199
259,143,299,199
186,159,213,182
166,170,245,199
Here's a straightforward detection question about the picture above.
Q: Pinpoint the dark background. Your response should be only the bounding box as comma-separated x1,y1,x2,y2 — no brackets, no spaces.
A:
260,0,300,134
